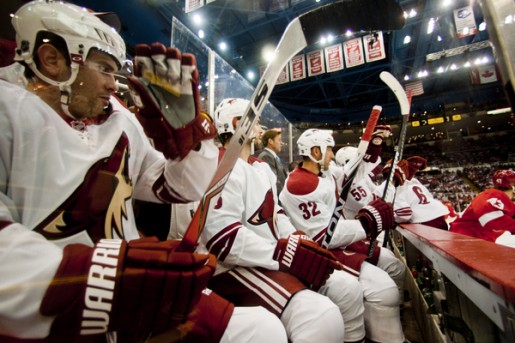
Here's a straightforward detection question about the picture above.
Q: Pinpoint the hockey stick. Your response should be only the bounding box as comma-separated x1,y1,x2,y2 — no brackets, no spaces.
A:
321,105,382,249
367,71,411,257
179,0,405,252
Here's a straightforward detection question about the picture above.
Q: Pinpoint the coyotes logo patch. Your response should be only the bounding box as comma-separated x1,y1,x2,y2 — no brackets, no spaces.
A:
34,134,133,243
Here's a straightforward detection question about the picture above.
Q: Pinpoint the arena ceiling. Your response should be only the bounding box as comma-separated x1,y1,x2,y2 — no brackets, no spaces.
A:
2,0,511,130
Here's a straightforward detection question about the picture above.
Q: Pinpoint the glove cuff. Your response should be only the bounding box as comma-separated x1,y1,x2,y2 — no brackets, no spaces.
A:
364,141,382,163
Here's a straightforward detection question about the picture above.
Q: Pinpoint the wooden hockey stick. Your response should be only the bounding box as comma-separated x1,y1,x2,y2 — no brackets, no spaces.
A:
179,0,405,252
321,105,382,249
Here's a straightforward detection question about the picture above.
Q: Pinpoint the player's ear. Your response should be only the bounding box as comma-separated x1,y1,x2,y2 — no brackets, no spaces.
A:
311,146,321,159
36,44,69,80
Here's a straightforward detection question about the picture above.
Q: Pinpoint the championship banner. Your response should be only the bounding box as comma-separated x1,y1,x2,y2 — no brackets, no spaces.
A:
289,54,306,81
185,0,204,13
276,65,290,85
343,37,365,68
324,43,344,73
454,6,478,38
307,49,325,76
364,31,385,62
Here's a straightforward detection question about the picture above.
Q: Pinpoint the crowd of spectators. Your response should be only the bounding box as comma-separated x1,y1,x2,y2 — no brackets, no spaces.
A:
393,131,514,213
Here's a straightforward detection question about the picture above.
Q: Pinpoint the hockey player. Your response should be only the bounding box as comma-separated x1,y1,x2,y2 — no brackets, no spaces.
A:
202,98,369,343
382,156,450,230
450,169,515,248
279,129,406,342
330,136,407,307
0,1,287,342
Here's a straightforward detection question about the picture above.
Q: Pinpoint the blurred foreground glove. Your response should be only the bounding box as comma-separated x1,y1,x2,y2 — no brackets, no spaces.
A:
382,158,410,186
364,125,392,163
356,199,395,239
41,237,216,341
273,233,341,291
127,43,217,160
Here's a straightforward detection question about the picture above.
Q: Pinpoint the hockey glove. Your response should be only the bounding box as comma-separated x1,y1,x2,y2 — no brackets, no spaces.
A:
273,233,341,291
406,156,427,179
364,125,392,163
382,158,410,186
127,43,217,160
40,237,216,340
356,199,395,239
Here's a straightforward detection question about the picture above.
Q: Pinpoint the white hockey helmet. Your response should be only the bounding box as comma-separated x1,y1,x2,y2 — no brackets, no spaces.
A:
213,98,250,135
335,146,358,166
12,0,126,88
297,129,335,164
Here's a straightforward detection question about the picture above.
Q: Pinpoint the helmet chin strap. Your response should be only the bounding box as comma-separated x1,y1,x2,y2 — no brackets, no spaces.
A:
27,60,80,119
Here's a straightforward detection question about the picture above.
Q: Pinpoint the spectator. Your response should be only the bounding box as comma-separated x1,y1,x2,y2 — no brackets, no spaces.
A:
258,129,288,193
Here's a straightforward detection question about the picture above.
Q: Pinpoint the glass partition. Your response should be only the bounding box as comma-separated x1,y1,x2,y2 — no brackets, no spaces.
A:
170,17,301,164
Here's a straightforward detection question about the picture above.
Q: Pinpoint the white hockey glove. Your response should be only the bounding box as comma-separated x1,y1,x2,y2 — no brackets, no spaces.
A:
127,43,217,160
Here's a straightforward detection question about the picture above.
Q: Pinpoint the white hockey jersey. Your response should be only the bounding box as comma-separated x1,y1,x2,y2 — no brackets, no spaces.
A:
201,156,296,274
279,164,366,249
328,159,394,218
392,178,449,224
0,80,218,339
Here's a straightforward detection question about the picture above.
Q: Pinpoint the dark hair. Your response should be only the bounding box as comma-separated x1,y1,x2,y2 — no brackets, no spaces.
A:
261,129,281,147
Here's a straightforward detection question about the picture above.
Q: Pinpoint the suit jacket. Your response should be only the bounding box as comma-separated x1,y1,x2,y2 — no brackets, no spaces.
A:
258,148,288,194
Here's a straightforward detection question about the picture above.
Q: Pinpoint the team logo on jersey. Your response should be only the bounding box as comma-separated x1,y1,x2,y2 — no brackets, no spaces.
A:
487,197,504,210
248,189,278,239
35,134,133,243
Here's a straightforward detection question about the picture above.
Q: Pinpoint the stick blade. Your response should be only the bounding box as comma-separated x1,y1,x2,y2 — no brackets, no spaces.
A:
380,71,410,116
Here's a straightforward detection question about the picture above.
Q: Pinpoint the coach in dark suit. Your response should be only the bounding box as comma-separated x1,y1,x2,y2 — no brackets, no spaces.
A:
258,129,288,193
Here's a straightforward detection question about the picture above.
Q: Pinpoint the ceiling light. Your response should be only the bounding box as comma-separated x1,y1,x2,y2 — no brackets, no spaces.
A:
427,18,435,34
464,61,471,67
219,41,227,51
403,35,411,44
437,35,442,41
404,9,417,18
404,75,410,81
417,70,428,78
450,64,458,70
442,0,453,7
437,66,444,73
505,15,513,24
198,29,205,39
247,71,255,80
192,14,203,26
345,30,352,37
479,22,486,31
262,45,276,62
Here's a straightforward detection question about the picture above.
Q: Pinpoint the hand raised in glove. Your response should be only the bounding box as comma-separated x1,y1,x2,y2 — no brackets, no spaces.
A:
127,43,217,160
273,232,341,291
41,237,216,340
356,199,395,239
364,125,392,163
382,158,410,186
